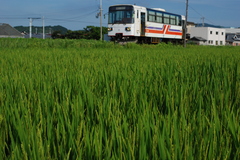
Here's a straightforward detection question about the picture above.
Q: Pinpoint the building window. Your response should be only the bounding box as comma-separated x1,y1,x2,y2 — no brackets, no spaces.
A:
216,41,218,45
210,31,212,34
220,41,223,45
216,32,219,35
209,40,213,44
222,32,224,35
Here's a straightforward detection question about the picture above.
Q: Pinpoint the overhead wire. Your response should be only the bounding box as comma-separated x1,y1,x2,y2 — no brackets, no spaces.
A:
188,5,215,25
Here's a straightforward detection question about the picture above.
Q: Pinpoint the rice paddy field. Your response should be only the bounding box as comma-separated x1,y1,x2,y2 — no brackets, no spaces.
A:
0,38,239,159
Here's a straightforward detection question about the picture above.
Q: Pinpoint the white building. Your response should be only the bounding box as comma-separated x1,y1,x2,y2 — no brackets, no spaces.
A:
225,28,240,34
189,27,225,46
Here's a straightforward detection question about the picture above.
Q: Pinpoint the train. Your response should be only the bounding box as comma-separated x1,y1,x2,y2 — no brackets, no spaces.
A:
108,4,186,44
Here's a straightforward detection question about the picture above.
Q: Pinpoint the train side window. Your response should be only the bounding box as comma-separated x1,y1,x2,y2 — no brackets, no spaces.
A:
156,16,163,23
148,10,155,15
149,15,155,22
148,10,156,22
176,16,181,26
163,13,170,24
156,12,163,23
170,15,176,25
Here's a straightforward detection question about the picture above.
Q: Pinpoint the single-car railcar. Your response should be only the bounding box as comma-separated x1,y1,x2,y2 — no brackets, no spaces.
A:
108,4,186,44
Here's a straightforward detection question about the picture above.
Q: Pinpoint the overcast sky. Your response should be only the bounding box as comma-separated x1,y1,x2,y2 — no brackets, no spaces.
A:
1,0,239,30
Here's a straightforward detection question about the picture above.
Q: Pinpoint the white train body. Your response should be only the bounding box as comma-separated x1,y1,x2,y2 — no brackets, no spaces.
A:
108,4,185,43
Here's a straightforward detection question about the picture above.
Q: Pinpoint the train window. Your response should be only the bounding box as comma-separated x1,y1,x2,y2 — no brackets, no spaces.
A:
156,12,163,23
176,16,180,26
149,15,155,22
108,6,135,24
156,12,162,16
146,9,181,25
170,15,176,25
148,10,156,22
163,13,170,24
156,16,163,23
149,11,155,15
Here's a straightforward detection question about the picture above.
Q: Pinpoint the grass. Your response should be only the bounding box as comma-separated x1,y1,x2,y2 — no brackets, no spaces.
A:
0,38,239,159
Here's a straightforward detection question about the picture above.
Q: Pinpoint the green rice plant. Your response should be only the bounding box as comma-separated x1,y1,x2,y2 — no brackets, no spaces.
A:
0,39,239,159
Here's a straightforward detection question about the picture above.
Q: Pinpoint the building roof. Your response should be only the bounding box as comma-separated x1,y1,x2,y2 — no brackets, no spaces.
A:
226,33,240,42
190,36,207,42
225,28,240,34
0,23,23,37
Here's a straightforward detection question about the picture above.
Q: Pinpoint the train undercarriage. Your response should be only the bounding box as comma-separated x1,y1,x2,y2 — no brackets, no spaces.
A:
110,35,184,45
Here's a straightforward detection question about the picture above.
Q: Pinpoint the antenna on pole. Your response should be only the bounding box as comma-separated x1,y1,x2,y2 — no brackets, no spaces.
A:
184,0,189,48
28,17,41,38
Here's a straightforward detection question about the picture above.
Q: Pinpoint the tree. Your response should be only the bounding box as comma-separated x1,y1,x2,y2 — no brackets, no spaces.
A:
51,31,64,39
51,26,108,40
82,26,108,40
65,30,84,39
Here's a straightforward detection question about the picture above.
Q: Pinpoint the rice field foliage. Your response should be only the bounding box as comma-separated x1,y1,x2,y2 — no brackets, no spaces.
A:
0,39,240,159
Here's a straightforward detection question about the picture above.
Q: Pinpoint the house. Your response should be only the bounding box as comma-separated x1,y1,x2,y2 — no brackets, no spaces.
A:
0,23,24,38
189,36,207,45
189,27,225,46
226,33,240,46
225,28,240,46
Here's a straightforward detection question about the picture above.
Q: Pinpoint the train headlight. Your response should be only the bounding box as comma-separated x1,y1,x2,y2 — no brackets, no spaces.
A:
125,27,131,31
108,27,113,31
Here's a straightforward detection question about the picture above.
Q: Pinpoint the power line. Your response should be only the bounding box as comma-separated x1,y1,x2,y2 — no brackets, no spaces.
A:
188,5,215,24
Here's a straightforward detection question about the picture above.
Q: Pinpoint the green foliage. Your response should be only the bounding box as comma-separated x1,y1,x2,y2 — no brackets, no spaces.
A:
0,39,240,159
82,26,108,40
51,30,65,39
65,30,85,39
49,26,108,40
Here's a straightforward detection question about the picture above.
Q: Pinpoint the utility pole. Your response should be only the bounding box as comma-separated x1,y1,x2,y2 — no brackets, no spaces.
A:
201,17,205,27
100,0,103,41
184,0,189,48
43,16,45,39
28,17,41,38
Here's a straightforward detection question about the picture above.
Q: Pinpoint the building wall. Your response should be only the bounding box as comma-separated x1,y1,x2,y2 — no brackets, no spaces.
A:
0,35,24,38
225,28,240,34
233,41,240,46
190,27,225,46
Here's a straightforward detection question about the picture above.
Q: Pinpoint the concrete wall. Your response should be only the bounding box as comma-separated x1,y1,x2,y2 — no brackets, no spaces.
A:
190,27,225,45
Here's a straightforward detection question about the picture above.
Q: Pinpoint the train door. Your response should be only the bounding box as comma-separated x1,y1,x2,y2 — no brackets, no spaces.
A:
141,12,145,36
135,10,141,36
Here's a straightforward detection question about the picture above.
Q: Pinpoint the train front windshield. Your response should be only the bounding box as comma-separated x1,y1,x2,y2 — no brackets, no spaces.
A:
108,6,134,24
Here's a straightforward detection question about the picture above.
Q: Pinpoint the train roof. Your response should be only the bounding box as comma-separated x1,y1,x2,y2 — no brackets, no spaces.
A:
109,4,184,17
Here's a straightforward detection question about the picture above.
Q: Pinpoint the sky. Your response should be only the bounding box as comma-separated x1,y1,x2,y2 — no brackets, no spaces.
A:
0,0,239,31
